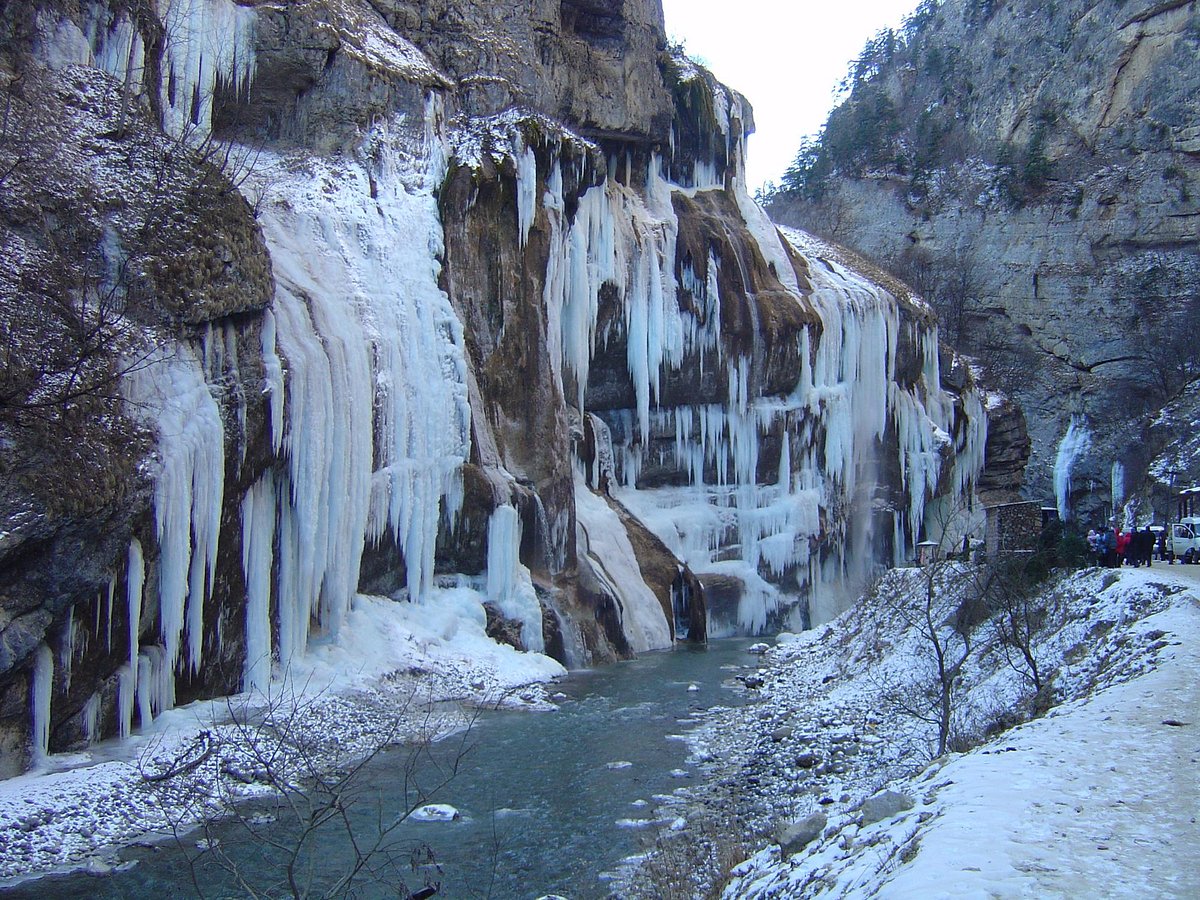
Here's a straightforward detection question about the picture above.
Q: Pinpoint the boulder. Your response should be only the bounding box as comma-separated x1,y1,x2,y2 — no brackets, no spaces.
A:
776,811,827,856
860,790,915,826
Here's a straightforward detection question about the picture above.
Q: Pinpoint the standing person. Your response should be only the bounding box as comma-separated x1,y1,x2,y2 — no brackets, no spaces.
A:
1099,528,1116,567
1158,528,1169,562
1116,528,1130,567
1129,528,1142,567
1140,526,1155,567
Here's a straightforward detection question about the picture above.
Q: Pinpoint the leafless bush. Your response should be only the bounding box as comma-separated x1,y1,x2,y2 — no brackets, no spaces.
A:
138,682,478,899
972,559,1063,696
629,810,759,900
868,562,983,758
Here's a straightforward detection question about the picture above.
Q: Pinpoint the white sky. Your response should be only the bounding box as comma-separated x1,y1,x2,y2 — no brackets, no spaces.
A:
660,0,921,191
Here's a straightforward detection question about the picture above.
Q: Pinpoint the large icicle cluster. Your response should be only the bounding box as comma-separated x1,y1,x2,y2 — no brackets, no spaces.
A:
87,0,257,139
100,98,473,741
525,99,985,632
124,345,225,676
255,106,471,667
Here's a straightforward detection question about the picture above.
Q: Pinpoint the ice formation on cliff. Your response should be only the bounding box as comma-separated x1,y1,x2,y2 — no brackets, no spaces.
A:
530,118,984,631
1054,418,1092,521
24,3,986,762
254,105,471,668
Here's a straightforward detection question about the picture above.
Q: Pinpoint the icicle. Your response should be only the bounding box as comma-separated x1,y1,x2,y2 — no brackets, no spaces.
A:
241,471,276,692
136,645,173,727
59,608,76,695
516,141,538,248
136,651,153,728
105,574,116,653
31,644,53,764
116,664,135,739
261,309,285,455
126,538,144,683
81,693,102,745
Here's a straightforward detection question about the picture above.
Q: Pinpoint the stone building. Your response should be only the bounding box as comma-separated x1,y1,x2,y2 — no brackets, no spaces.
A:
984,500,1044,556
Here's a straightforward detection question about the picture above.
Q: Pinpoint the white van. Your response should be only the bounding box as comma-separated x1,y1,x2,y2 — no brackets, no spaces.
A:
1168,517,1200,563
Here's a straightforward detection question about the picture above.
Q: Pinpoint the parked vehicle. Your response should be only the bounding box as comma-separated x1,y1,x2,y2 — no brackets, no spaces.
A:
1167,517,1200,563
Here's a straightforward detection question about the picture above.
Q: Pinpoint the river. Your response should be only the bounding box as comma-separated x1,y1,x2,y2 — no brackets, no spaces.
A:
7,639,759,899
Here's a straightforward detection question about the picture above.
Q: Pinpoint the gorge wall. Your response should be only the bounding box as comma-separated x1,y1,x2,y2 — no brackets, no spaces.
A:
770,0,1200,524
0,0,985,775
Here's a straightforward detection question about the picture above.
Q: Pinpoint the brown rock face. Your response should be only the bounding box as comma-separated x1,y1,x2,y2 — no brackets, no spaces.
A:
372,0,673,138
222,0,673,151
977,398,1032,507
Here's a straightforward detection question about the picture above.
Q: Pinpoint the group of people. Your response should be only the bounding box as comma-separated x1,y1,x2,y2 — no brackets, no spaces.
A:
1086,526,1159,568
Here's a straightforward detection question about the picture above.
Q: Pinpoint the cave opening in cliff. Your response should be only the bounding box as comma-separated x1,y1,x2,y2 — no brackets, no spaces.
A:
560,0,627,47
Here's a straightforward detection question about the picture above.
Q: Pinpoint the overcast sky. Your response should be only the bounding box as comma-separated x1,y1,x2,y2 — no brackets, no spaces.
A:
660,1,921,191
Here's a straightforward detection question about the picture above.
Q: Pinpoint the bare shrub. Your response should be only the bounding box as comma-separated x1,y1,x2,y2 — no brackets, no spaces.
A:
138,681,477,899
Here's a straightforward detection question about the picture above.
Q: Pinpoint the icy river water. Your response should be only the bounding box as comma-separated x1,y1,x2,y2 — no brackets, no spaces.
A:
11,638,757,899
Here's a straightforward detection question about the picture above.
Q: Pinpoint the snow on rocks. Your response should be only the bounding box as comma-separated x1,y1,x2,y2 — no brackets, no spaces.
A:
409,804,462,823
629,566,1200,899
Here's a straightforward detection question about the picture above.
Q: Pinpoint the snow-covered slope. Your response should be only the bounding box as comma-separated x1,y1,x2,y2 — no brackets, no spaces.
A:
644,565,1200,898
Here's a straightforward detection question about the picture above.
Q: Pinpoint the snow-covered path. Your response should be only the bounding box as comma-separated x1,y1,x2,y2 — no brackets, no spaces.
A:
714,566,1200,899
1153,560,1200,589
885,599,1200,898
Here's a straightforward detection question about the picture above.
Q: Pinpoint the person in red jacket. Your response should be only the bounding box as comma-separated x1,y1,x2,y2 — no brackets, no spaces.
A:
1116,528,1131,566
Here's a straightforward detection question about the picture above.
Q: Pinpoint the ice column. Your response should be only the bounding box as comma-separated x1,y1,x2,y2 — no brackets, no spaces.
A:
1054,418,1091,521
31,644,53,764
116,664,135,739
1111,461,1126,510
486,505,545,654
126,538,144,682
241,471,276,692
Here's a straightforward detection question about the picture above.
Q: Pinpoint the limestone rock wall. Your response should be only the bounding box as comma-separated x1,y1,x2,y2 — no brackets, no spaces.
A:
770,0,1200,524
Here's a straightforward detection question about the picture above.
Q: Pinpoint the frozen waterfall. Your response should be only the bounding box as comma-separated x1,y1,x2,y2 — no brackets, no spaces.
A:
535,133,984,631
1054,418,1092,522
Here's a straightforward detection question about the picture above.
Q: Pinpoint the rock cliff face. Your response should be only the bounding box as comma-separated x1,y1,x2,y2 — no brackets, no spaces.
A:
0,0,984,775
770,0,1200,524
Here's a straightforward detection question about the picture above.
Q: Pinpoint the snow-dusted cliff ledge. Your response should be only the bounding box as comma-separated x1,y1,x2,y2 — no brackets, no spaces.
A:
0,0,984,776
